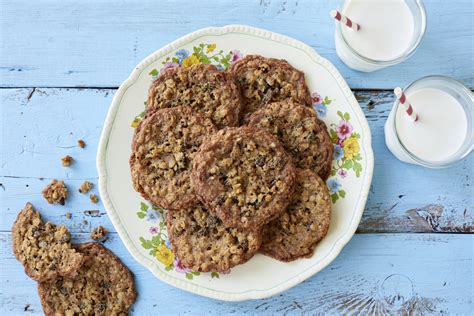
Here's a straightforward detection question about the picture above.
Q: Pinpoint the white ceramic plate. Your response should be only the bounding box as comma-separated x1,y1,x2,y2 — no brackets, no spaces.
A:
97,25,374,301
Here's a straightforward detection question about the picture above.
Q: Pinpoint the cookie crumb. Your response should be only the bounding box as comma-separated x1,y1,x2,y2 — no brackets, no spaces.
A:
78,181,93,194
77,139,86,148
89,194,99,203
82,219,89,225
61,155,73,167
90,226,109,240
42,180,68,205
65,212,72,219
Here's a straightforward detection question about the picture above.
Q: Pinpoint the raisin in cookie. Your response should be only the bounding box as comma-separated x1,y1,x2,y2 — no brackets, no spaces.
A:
260,169,332,261
38,243,136,316
191,126,296,229
248,100,333,180
130,106,217,210
12,203,85,282
228,55,312,120
167,203,261,272
146,64,242,129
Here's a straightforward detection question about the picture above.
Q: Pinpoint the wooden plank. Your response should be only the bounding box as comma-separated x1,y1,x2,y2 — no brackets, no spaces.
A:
1,0,473,89
354,91,474,233
1,88,472,233
1,232,472,314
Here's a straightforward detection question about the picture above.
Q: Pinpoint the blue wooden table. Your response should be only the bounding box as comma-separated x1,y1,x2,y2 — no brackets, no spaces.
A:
1,1,472,314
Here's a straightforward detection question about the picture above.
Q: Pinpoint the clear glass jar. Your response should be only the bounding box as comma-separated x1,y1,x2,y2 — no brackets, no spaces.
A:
384,76,474,168
334,0,427,72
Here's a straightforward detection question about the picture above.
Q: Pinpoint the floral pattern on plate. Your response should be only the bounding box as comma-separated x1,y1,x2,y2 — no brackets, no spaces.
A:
312,92,363,203
99,25,373,301
137,202,221,280
131,43,242,128
131,44,364,278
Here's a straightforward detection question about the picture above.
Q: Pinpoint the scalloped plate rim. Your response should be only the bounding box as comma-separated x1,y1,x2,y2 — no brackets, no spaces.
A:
97,24,374,301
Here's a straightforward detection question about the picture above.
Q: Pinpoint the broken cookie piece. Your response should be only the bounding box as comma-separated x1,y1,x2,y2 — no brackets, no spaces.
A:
89,194,99,204
77,139,86,148
61,155,73,167
78,181,93,194
11,203,85,282
38,243,136,315
42,179,68,205
90,226,109,240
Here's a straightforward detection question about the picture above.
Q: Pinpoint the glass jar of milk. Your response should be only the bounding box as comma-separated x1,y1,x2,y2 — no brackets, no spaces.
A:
334,0,427,72
385,76,473,168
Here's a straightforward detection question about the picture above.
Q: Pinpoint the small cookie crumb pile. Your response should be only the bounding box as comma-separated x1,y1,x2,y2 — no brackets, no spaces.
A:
61,155,73,167
65,212,72,220
42,180,68,205
90,226,109,240
78,181,93,194
89,194,99,204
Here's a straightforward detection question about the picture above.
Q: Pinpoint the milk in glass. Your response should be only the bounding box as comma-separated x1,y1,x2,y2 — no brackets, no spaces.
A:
385,76,473,167
334,0,426,72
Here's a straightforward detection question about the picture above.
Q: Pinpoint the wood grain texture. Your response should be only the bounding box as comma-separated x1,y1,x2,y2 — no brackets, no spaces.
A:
353,91,474,233
1,232,472,314
1,88,472,234
1,2,473,312
1,0,473,89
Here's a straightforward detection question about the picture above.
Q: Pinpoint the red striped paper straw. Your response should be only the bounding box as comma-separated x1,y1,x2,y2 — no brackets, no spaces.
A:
330,9,360,31
394,87,419,122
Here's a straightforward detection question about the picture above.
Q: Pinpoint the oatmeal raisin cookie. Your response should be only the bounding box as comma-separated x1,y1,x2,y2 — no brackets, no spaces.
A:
147,64,242,128
191,126,296,229
260,169,332,261
167,203,261,272
228,55,312,120
131,106,217,210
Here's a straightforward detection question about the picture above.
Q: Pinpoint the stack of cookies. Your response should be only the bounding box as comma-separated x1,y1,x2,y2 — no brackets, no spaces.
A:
130,55,333,271
12,203,137,315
